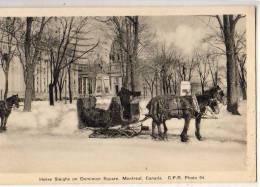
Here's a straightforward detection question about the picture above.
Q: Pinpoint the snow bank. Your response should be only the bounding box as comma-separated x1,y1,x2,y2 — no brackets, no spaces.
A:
0,99,247,173
5,99,247,145
7,101,78,136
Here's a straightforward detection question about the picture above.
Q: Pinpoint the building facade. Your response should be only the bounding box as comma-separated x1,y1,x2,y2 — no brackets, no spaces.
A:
0,56,25,100
0,56,79,100
34,58,78,100
0,36,125,100
77,62,112,97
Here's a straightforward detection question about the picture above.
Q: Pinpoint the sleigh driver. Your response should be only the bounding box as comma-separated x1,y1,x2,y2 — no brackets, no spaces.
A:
117,86,141,120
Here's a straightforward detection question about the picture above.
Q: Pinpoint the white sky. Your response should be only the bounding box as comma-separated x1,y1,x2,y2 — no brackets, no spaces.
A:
83,15,246,69
143,16,246,57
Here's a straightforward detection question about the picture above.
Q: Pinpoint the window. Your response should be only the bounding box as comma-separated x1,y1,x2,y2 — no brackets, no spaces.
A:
115,77,119,84
96,79,102,93
83,77,87,95
88,79,92,94
97,86,101,93
78,78,82,94
104,79,110,94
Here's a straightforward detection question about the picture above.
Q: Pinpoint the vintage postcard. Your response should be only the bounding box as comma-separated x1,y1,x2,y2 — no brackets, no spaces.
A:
0,6,256,184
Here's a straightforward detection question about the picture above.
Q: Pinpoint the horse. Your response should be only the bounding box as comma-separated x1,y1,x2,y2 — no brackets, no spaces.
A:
0,94,19,131
145,86,225,142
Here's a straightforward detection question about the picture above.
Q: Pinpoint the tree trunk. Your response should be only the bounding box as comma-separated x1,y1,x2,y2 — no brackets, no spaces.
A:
240,79,247,100
4,70,9,100
54,84,58,101
160,78,163,95
32,74,35,101
130,55,135,92
68,66,72,103
24,65,34,111
59,85,63,101
168,77,172,94
162,75,167,95
150,87,154,98
49,83,54,106
23,17,33,112
201,81,205,94
223,15,240,115
131,16,139,93
214,71,218,86
241,85,247,100
238,60,247,100
155,73,158,96
124,56,130,88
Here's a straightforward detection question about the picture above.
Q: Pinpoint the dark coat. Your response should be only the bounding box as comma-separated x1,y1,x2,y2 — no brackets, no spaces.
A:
117,87,141,119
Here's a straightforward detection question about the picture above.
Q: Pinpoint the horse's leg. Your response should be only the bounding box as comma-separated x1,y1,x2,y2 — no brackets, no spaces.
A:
0,117,3,130
1,117,6,131
163,120,168,140
2,117,7,131
180,117,191,142
151,120,157,139
157,123,164,140
195,116,202,141
3,117,8,130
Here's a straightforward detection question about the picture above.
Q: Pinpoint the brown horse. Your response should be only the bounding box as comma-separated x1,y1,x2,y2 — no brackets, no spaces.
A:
146,86,225,142
0,94,19,131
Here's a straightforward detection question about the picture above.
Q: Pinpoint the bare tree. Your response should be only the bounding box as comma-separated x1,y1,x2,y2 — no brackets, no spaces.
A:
207,54,219,87
45,17,99,106
14,17,50,111
216,15,245,115
176,56,196,82
194,52,209,93
234,31,247,100
237,53,247,99
0,17,17,99
57,67,66,101
139,60,158,97
144,42,180,95
67,64,73,103
103,16,141,92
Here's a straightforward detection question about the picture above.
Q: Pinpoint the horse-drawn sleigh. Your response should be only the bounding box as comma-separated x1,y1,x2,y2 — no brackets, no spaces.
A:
0,86,225,142
77,87,146,138
77,86,225,142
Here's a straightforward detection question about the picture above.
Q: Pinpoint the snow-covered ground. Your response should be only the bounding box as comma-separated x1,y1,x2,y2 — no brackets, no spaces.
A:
0,98,247,173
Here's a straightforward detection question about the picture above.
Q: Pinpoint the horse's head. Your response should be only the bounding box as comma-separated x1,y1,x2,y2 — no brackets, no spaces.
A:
206,85,226,105
6,94,19,109
208,98,220,114
213,86,226,105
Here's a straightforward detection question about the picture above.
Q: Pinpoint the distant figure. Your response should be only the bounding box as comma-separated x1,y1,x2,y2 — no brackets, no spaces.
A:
117,87,141,119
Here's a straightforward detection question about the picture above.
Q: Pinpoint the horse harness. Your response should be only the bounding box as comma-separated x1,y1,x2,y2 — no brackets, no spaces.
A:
164,95,201,118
